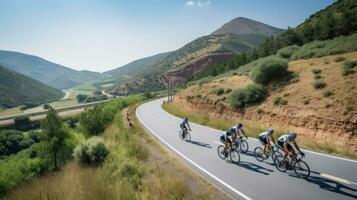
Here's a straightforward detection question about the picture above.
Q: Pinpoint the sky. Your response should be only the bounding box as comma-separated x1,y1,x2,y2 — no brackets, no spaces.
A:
0,0,335,72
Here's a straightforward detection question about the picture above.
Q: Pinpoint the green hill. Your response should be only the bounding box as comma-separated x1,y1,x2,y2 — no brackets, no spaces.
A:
0,65,64,108
107,17,284,94
104,52,171,80
211,17,284,36
193,0,357,80
0,50,108,90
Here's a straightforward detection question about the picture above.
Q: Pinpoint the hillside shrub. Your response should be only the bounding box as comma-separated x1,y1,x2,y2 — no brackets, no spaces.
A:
323,90,334,97
277,45,300,59
273,96,288,105
0,130,35,157
313,80,326,89
212,88,225,96
74,137,109,165
311,69,322,74
342,60,357,76
79,106,106,136
225,88,232,94
249,56,289,84
335,56,346,62
228,84,267,109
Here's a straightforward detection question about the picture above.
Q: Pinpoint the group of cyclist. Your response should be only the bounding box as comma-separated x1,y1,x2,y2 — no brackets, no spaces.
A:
180,117,305,160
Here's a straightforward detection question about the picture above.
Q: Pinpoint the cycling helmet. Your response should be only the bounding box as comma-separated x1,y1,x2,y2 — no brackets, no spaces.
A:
236,123,243,128
229,128,235,134
288,131,297,139
268,128,274,134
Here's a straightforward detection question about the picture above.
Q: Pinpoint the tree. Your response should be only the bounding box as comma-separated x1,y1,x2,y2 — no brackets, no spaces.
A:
79,106,106,136
76,94,88,103
41,106,69,169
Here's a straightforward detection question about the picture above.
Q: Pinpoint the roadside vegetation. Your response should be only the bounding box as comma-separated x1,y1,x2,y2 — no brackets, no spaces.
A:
4,96,225,199
162,101,357,159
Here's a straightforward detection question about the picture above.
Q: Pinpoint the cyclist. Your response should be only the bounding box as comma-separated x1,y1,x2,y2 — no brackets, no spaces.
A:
258,128,276,155
180,117,191,138
231,123,247,142
220,128,235,156
277,131,305,160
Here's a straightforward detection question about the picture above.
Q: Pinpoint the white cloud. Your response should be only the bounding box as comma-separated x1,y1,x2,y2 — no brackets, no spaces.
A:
185,1,211,8
185,1,195,7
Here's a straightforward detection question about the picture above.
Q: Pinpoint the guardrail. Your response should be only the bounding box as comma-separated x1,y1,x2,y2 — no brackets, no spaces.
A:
0,99,111,121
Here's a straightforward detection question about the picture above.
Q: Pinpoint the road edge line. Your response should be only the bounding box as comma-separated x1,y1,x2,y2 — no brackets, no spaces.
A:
158,98,357,164
136,105,253,200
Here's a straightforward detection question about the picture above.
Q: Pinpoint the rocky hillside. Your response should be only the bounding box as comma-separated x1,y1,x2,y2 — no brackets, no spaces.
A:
0,50,108,90
108,18,284,94
174,51,357,151
0,65,64,108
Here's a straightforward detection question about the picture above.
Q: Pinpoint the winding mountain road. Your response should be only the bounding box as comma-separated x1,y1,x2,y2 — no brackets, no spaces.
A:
136,98,357,200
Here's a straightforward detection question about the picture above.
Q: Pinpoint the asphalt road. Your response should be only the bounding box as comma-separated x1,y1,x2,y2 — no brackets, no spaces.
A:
136,98,357,200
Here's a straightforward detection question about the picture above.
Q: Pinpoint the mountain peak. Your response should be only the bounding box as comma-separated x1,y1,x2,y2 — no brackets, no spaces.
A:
211,17,284,36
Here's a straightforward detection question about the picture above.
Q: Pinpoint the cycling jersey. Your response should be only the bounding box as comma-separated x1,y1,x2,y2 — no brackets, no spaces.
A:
181,119,188,126
278,135,294,144
259,131,272,139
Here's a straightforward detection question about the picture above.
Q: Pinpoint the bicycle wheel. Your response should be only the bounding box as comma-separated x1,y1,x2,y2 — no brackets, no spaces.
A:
179,130,185,140
185,132,191,142
230,150,240,164
217,145,227,159
274,155,288,172
239,140,249,153
272,150,283,163
294,160,310,179
254,147,265,162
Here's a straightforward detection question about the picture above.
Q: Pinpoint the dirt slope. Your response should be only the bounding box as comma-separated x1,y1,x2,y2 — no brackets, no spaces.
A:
175,52,357,150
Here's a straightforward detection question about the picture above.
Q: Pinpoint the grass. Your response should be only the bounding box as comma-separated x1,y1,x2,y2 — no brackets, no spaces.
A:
7,101,218,199
162,101,357,159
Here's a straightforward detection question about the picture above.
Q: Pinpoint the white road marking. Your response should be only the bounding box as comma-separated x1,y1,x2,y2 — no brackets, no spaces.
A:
136,106,253,200
320,173,357,185
159,98,357,164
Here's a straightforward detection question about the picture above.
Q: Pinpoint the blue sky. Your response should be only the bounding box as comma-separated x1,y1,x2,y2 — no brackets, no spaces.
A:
0,0,335,72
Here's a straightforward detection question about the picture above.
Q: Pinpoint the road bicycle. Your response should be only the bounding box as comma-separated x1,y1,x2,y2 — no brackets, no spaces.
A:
231,136,249,153
274,153,310,179
217,143,240,164
254,145,282,163
179,128,191,142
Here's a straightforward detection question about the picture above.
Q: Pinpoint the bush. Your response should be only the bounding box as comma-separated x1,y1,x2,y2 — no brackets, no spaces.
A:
303,99,310,105
311,69,322,74
342,60,357,76
43,104,50,110
314,74,322,79
335,56,346,62
313,80,326,89
212,88,225,96
76,94,88,103
249,56,289,84
0,130,35,156
277,45,300,59
323,90,334,97
143,91,153,99
14,117,32,131
73,137,109,165
273,96,288,105
228,84,267,109
225,88,232,94
79,106,106,136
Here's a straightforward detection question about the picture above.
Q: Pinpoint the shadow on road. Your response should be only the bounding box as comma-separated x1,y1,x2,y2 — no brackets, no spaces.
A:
242,151,276,166
289,171,357,199
228,160,274,175
188,140,212,148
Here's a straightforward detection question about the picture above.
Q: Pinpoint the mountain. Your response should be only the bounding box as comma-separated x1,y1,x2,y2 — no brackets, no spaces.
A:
104,52,171,80
211,17,284,36
0,50,108,90
107,17,284,94
0,65,64,108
